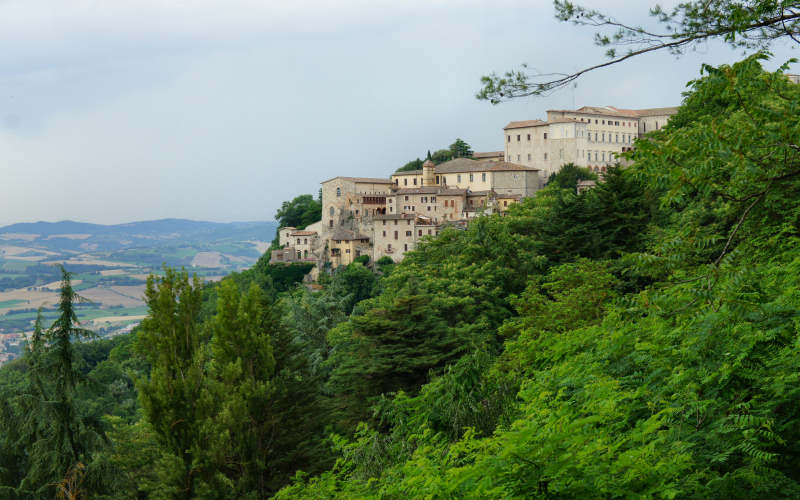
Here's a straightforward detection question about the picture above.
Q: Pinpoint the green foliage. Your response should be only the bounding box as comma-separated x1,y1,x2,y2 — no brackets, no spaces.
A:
397,158,423,172
396,139,475,171
275,194,322,230
546,162,596,190
0,269,104,498
135,268,206,499
449,138,473,158
278,57,800,499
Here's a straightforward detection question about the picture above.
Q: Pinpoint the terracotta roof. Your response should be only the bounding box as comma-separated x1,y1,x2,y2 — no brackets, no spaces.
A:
467,190,495,197
321,176,393,184
472,151,504,159
290,230,317,236
504,119,547,130
330,229,370,241
375,214,416,220
392,187,468,195
392,170,423,176
484,161,540,172
497,193,522,200
628,106,680,117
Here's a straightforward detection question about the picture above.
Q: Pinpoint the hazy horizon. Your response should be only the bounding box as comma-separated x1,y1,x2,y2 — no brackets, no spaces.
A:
1,0,797,227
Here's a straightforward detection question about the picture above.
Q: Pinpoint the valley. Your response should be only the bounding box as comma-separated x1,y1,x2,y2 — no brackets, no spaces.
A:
0,218,276,363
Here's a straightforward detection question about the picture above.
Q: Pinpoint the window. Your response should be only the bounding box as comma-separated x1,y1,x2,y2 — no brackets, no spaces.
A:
404,178,408,186
418,230,422,236
428,229,432,235
329,220,333,227
407,220,411,225
406,231,412,236
602,133,605,142
559,149,563,159
382,230,386,236
431,196,436,202
469,173,473,181
595,132,598,141
527,154,531,160
507,135,511,142
413,178,417,185
394,231,398,240
504,200,508,207
587,150,591,160
345,248,350,254
336,187,341,197
527,133,531,140
602,152,605,162
405,195,409,201
394,220,398,225
427,206,431,211
517,154,520,161
435,175,440,184
543,132,548,139
615,134,618,142
544,152,548,160
457,174,461,182
404,244,408,251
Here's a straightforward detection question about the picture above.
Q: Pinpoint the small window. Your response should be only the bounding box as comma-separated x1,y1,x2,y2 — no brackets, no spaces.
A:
469,173,473,181
507,135,511,142
528,153,531,161
418,230,422,236
517,154,520,161
382,230,386,236
406,231,412,236
404,178,408,186
345,249,350,254
517,134,520,141
457,174,461,182
482,173,486,181
404,244,408,251
336,187,341,197
413,178,417,185
405,195,409,201
544,152,548,160
407,219,411,225
427,206,431,211
394,231,398,240
543,132,548,139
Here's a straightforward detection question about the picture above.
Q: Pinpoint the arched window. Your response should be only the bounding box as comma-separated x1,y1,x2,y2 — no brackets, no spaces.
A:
336,187,341,197
329,207,334,216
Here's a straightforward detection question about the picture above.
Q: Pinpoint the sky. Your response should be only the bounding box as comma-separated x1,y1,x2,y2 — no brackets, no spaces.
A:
0,0,797,226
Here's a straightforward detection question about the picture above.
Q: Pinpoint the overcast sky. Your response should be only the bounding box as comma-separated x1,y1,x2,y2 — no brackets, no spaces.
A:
0,0,796,226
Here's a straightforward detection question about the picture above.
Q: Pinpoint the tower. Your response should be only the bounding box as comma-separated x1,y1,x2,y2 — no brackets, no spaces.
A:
422,159,435,186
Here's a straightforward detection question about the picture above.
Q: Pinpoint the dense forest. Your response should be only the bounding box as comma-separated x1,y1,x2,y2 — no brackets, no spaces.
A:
2,36,800,500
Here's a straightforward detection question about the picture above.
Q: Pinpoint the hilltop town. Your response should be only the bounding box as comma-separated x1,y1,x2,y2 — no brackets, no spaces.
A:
271,104,678,272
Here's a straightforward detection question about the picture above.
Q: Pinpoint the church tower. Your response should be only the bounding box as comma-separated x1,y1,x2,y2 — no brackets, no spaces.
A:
422,159,435,186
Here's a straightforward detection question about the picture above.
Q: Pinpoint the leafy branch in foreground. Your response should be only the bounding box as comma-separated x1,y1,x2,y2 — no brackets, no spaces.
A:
477,0,800,102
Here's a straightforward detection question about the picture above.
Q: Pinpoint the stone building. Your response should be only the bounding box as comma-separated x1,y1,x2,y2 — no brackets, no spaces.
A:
269,221,322,265
504,105,678,180
389,158,540,199
328,229,371,268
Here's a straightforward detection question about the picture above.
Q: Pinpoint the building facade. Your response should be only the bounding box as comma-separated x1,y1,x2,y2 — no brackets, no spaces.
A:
504,105,678,180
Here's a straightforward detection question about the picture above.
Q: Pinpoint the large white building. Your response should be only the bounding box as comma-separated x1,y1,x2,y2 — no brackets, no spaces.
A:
504,105,679,180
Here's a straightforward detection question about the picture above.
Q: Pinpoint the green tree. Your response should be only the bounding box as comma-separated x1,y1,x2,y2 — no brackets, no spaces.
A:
448,138,473,159
546,162,596,190
430,148,453,164
135,268,207,500
396,158,423,172
275,194,322,230
0,268,102,498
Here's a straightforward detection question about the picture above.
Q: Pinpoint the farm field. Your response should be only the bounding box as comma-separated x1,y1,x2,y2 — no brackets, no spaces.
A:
0,218,277,364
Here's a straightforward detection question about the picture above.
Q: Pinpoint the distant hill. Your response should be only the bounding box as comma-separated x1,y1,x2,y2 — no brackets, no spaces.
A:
0,219,278,253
